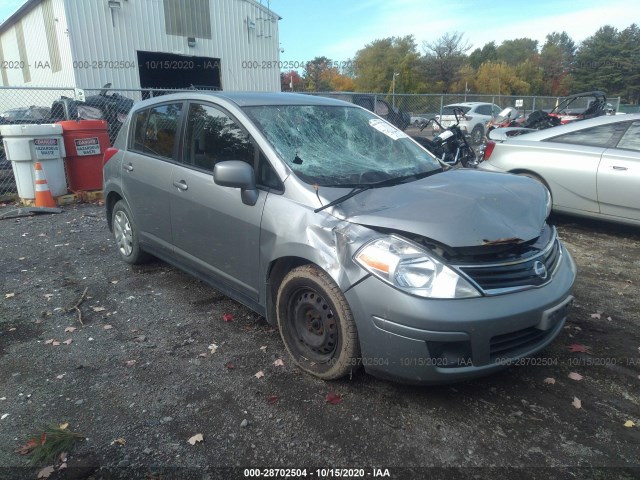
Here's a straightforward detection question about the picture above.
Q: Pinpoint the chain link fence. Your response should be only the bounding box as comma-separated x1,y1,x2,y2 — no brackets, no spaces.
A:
0,86,625,199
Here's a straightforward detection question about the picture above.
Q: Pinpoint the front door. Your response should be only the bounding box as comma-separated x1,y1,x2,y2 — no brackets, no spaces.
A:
169,102,266,302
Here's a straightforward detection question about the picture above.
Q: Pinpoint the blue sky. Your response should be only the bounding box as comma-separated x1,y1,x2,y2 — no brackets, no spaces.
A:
1,0,636,62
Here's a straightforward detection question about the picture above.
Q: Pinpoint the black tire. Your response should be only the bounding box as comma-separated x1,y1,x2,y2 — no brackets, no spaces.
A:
276,265,360,380
470,125,484,145
111,200,151,265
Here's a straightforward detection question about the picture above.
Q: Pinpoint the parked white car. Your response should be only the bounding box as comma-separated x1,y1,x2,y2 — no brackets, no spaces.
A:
434,102,502,144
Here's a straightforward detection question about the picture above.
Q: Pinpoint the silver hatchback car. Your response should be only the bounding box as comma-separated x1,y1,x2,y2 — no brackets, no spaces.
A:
103,92,576,385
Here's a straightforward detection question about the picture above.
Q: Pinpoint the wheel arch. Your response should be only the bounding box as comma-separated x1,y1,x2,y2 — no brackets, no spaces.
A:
265,256,315,325
105,191,123,232
509,169,552,197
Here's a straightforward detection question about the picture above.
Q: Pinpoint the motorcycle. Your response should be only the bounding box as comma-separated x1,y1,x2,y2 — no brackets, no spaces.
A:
411,107,478,168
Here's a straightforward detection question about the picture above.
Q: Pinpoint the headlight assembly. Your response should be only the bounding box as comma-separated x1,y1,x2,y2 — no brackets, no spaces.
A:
354,236,481,299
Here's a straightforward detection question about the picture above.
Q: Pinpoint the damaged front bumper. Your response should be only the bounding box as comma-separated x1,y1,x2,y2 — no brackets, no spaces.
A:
343,245,577,384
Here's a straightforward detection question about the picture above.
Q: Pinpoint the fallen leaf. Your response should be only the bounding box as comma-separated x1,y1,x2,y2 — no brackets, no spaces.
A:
16,438,38,455
607,316,612,321
59,422,69,430
37,466,55,479
5,293,15,298
8,327,16,332
40,432,47,446
44,294,53,300
58,462,67,470
572,397,582,409
103,325,113,330
112,437,126,445
63,339,73,345
259,345,267,353
624,420,636,428
1,413,9,420
198,353,208,358
273,358,285,367
92,306,106,312
56,374,65,380
44,339,54,345
590,312,602,319
64,327,76,333
254,370,265,379
125,360,136,367
225,362,236,369
52,341,61,346
110,280,119,284
59,452,68,462
267,395,278,404
568,372,583,381
326,392,343,405
222,313,234,322
543,377,556,384
208,343,219,353
187,433,204,445
568,343,589,353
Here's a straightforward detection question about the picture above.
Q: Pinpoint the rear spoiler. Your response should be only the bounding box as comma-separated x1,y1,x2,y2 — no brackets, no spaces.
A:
488,127,537,142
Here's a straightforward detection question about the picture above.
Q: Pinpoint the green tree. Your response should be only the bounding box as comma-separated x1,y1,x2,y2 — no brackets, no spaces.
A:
540,31,576,95
353,35,424,93
469,42,497,70
496,38,538,66
516,59,545,95
421,32,472,93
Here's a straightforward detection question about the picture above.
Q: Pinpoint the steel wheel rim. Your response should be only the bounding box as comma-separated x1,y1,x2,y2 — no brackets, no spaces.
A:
288,288,338,361
114,210,133,257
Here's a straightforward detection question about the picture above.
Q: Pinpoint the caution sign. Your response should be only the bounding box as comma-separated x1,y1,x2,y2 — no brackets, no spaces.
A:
33,138,60,160
74,137,101,156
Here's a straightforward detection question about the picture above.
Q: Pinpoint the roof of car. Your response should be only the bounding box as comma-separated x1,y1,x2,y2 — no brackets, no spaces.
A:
501,113,640,142
444,102,496,107
133,92,350,109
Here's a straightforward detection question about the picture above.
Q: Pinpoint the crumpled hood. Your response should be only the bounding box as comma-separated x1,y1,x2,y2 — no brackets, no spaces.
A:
336,169,548,248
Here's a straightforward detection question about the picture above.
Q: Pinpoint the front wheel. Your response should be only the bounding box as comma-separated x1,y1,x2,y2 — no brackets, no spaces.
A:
276,265,360,380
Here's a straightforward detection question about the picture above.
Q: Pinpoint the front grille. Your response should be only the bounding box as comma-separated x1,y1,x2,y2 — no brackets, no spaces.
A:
457,228,561,295
490,327,549,359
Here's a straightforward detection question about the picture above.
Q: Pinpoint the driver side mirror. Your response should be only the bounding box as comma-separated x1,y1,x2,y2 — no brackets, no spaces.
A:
213,161,259,206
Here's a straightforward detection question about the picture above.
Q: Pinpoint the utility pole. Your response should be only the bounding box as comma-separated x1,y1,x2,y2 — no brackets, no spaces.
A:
392,72,399,109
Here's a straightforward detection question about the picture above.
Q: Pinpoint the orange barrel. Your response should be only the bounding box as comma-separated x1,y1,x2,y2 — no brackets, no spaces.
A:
57,120,110,191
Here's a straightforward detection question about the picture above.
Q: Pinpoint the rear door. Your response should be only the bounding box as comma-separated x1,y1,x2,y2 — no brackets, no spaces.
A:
121,102,184,255
598,120,640,220
169,102,268,303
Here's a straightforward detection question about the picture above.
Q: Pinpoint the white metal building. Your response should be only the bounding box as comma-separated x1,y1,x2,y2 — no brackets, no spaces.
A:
0,0,281,91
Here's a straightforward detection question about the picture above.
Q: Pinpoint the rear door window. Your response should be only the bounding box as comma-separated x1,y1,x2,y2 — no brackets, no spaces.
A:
615,121,640,152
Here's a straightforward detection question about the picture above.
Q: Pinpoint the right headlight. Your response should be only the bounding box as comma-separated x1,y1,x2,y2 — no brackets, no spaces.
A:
354,236,481,299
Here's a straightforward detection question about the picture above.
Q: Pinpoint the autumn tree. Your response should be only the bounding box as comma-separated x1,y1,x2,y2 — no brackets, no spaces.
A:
303,56,333,91
280,70,302,91
475,61,530,95
353,35,424,93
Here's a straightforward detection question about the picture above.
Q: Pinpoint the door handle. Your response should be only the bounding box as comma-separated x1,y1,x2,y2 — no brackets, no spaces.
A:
173,180,188,191
611,166,628,171
123,163,134,172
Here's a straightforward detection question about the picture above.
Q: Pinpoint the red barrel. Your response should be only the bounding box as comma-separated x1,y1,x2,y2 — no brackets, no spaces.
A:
58,120,110,191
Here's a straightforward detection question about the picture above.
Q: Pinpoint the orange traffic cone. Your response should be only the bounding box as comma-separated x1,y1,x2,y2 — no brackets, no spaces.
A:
34,162,56,208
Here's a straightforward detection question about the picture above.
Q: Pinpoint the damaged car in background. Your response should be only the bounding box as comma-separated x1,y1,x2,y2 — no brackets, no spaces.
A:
103,93,576,384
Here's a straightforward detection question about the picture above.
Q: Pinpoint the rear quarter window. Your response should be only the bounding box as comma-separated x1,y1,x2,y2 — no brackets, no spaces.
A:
547,123,627,148
130,103,183,160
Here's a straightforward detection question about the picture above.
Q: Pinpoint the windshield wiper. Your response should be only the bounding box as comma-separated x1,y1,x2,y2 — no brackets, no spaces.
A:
314,169,441,213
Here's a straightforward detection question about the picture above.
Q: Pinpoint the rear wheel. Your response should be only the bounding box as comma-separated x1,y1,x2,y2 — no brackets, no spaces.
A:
276,265,360,380
112,200,151,265
470,125,484,145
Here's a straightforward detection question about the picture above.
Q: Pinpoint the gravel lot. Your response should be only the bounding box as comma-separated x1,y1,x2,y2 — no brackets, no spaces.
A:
1,202,639,480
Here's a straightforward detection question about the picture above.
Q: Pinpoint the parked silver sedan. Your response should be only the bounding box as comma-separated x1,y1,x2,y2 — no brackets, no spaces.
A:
480,114,640,226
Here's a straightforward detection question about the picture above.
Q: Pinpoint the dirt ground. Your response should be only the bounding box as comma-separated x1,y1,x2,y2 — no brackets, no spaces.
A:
1,202,639,480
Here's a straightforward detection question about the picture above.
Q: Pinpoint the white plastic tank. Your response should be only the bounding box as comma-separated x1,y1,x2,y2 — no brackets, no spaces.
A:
0,123,68,199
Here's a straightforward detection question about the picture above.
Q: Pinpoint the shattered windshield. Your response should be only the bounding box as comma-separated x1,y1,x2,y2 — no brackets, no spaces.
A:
244,105,441,186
